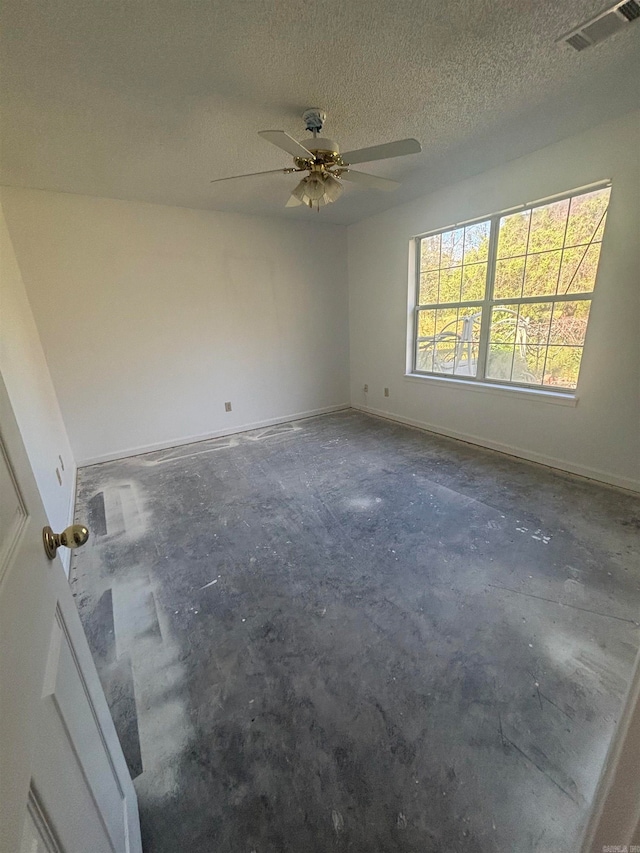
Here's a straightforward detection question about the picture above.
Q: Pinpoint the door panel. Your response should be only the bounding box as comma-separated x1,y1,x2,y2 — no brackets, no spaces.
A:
0,373,141,853
0,436,27,575
20,789,63,853
33,611,126,853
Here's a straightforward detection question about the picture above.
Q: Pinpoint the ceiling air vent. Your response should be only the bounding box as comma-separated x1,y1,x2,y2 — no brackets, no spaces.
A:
619,0,640,20
566,32,591,50
558,0,640,50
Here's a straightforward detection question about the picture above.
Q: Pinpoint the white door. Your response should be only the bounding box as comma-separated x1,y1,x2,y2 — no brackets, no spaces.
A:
0,374,142,853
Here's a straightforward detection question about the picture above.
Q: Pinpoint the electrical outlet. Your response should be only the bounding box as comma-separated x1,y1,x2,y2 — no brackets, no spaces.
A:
363,384,368,393
56,467,62,486
384,387,390,397
224,401,232,412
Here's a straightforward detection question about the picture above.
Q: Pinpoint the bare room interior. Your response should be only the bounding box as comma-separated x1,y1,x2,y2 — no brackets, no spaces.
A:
1,1,639,852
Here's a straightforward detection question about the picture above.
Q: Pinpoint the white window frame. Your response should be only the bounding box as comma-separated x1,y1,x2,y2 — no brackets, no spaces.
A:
409,182,611,396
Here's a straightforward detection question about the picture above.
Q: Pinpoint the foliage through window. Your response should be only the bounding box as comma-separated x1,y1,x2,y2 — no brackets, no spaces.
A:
413,186,610,391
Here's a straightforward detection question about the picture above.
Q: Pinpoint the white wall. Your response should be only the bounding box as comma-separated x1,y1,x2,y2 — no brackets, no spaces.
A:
1,190,350,465
3,112,638,489
347,111,640,492
0,201,76,569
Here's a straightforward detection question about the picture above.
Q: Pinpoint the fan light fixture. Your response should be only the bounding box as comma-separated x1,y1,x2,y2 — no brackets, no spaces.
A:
290,172,344,209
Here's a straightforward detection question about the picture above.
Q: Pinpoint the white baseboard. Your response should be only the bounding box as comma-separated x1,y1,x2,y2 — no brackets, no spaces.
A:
77,401,639,492
77,404,351,467
353,404,640,494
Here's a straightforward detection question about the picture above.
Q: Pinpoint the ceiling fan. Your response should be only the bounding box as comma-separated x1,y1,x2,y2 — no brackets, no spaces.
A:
211,108,422,209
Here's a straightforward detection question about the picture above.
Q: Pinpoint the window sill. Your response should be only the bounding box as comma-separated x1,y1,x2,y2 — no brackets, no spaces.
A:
404,373,578,407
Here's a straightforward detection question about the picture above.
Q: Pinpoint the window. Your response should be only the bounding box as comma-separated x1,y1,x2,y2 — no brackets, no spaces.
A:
412,185,611,392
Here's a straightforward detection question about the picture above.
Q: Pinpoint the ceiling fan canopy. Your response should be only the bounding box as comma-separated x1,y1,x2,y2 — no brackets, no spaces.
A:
211,108,422,210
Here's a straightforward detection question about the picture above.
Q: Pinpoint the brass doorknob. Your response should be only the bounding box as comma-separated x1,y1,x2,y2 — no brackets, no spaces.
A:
43,524,90,560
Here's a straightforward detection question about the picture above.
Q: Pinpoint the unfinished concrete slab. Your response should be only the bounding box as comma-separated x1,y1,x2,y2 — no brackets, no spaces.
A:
71,410,640,852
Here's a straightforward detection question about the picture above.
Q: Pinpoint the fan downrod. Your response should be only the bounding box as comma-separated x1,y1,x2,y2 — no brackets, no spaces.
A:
302,108,327,135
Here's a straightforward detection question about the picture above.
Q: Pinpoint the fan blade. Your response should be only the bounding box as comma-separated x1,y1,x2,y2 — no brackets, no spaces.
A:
211,168,292,184
341,138,421,165
258,130,314,160
340,170,400,191
286,194,303,207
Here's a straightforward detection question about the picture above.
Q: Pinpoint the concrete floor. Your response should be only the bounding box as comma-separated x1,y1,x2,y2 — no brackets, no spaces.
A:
72,410,640,852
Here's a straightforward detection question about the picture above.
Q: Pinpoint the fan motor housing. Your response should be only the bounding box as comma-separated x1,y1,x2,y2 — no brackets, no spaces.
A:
295,137,342,169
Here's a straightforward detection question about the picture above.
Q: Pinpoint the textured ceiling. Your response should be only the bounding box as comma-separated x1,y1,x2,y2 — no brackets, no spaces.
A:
1,0,639,225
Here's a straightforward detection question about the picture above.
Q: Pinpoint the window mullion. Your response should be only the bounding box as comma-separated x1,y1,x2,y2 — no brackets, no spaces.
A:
413,238,421,372
476,215,500,380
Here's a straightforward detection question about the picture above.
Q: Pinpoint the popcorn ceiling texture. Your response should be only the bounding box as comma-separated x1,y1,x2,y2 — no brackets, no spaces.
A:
1,0,639,225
